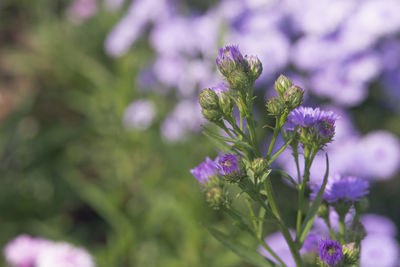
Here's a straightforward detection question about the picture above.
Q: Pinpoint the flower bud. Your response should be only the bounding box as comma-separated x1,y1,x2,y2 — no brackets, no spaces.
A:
266,97,285,116
283,85,304,110
246,55,263,80
342,243,360,266
274,74,293,97
199,89,219,110
202,109,222,123
226,70,251,92
251,158,268,177
218,92,233,116
216,45,247,78
206,187,229,209
317,202,330,220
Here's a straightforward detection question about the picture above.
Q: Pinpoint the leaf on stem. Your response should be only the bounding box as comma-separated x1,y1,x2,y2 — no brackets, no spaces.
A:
203,224,276,267
298,153,330,245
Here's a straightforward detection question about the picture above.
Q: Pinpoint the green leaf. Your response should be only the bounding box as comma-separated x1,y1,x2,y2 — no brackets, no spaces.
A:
273,170,297,187
298,153,330,245
203,224,276,267
202,126,235,154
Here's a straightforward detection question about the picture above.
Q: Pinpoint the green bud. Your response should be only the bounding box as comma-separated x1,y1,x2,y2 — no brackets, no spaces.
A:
266,97,285,116
317,202,330,220
206,186,229,209
274,74,293,97
199,89,219,110
218,92,233,116
246,55,263,80
251,158,268,177
342,243,360,266
283,85,304,110
227,70,251,91
202,109,222,123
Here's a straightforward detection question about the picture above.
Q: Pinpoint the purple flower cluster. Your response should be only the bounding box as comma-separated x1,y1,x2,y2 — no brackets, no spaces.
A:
122,99,156,131
286,106,339,142
318,239,343,266
3,234,94,267
190,157,218,184
190,153,241,184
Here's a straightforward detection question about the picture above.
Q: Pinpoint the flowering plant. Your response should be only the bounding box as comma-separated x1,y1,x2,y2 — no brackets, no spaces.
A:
191,45,370,266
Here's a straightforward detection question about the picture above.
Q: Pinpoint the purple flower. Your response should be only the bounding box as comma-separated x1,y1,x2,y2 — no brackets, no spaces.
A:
36,242,94,267
311,175,369,203
67,0,98,24
211,83,229,96
301,233,320,254
216,45,246,77
354,131,400,180
318,239,343,266
325,176,369,203
3,235,50,267
218,153,240,175
190,157,218,184
122,100,156,130
361,235,399,267
361,214,397,237
286,106,339,140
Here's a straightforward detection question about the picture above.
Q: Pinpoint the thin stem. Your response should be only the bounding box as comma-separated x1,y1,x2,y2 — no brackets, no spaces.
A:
267,137,294,165
324,217,337,240
264,179,304,267
339,215,345,245
266,118,280,160
296,149,310,239
258,237,288,267
293,149,302,185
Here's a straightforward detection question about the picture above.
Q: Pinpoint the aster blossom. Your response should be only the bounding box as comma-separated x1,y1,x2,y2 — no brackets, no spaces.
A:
218,153,240,176
318,239,343,266
190,156,218,184
286,106,339,148
326,176,369,203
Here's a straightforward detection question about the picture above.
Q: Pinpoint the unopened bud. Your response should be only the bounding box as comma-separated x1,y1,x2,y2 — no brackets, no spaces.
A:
284,85,304,110
216,45,247,78
206,186,229,209
199,89,219,110
246,55,263,80
227,70,251,91
202,109,222,123
251,158,268,177
342,243,360,266
274,74,293,97
219,92,233,116
266,97,285,116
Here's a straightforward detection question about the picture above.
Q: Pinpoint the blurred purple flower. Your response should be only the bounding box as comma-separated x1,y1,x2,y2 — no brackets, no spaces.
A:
318,239,343,266
360,235,399,267
258,231,296,267
361,214,397,237
36,242,94,267
4,235,49,267
122,99,155,131
103,0,125,10
67,0,98,24
300,233,320,254
354,131,400,180
190,157,218,184
314,175,369,203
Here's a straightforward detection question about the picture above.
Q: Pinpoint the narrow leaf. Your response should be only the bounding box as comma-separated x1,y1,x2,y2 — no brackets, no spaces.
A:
299,153,330,244
203,224,276,267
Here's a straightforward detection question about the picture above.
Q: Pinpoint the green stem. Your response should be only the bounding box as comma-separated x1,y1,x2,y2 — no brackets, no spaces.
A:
324,217,337,240
339,215,345,245
264,179,304,267
266,118,280,160
267,137,294,165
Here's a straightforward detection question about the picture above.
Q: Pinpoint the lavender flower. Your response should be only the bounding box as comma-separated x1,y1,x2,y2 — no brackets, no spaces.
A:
3,235,49,267
190,157,218,184
218,153,240,176
286,106,339,146
122,100,156,131
361,214,397,237
67,0,98,24
36,242,95,267
300,233,320,254
360,235,399,267
324,176,369,203
318,239,343,266
216,45,246,77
